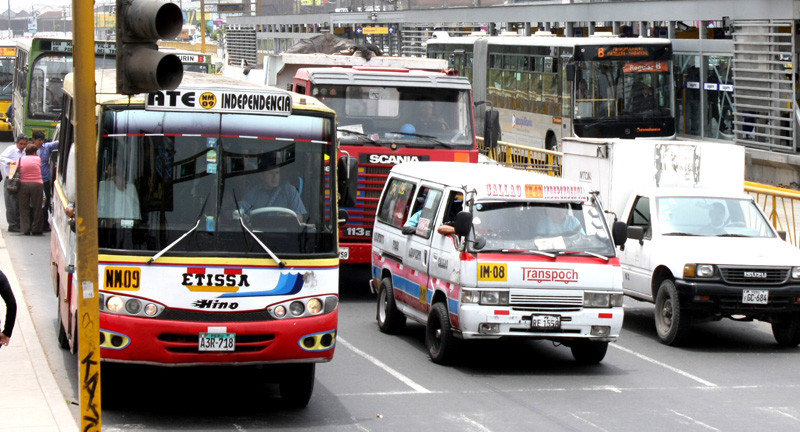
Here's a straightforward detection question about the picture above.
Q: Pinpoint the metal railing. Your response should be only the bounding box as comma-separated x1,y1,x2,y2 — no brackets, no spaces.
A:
477,136,800,247
745,181,800,247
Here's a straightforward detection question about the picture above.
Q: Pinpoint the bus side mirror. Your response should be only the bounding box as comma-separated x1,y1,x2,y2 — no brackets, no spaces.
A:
484,109,500,150
612,221,628,247
454,211,473,237
337,155,358,208
566,63,576,82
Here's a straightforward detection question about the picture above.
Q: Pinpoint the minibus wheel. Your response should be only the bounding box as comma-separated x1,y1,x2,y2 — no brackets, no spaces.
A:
426,302,455,364
377,277,406,334
570,340,608,364
56,290,70,350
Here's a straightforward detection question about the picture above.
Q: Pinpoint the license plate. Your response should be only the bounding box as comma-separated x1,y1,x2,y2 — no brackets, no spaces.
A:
742,289,768,305
339,247,350,260
199,332,235,351
531,314,561,330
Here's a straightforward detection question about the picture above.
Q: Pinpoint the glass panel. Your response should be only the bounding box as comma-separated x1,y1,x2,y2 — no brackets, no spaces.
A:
656,197,775,238
675,55,702,136
468,201,615,256
98,109,336,256
704,55,734,140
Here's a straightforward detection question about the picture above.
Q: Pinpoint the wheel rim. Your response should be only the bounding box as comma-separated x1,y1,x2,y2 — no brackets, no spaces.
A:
378,289,387,324
429,319,442,352
661,299,674,328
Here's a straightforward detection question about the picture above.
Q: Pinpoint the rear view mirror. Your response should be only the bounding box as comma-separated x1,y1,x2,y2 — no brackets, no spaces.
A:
454,211,473,237
337,156,358,208
612,221,628,246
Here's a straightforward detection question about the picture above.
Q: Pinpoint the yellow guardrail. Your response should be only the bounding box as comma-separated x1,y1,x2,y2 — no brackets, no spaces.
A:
745,181,800,247
477,136,800,247
477,137,561,176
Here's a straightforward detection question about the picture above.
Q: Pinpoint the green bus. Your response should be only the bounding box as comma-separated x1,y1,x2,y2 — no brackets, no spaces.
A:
12,37,214,141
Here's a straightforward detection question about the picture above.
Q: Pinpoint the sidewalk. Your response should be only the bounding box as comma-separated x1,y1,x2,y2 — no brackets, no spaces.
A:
0,231,79,432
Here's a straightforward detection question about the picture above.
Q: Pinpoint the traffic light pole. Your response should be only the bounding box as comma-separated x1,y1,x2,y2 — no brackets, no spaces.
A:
73,0,100,429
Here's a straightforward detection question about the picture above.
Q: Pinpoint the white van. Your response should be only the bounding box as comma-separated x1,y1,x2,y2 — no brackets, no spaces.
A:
370,162,627,364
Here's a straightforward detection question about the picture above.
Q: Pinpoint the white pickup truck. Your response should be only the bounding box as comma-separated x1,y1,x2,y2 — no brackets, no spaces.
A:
563,138,800,346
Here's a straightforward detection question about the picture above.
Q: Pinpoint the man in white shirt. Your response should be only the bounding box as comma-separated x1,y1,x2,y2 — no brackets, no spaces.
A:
0,135,27,232
97,162,141,220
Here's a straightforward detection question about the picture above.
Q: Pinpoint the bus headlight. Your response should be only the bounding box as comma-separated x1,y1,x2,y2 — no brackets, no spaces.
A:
307,298,323,314
462,290,509,305
125,299,142,314
107,296,124,313
290,301,305,316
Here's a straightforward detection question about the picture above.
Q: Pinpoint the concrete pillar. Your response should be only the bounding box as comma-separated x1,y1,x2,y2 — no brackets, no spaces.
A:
524,22,531,36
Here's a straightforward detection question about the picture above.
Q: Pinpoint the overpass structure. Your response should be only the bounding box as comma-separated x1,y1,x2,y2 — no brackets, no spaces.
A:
226,0,800,186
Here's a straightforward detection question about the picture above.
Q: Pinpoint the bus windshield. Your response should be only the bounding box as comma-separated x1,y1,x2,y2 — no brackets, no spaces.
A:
318,85,475,148
29,54,115,120
0,57,13,100
574,59,672,120
98,109,336,257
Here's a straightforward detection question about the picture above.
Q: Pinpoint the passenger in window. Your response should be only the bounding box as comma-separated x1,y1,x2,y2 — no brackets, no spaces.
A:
703,202,727,235
237,159,306,222
417,100,448,132
98,161,141,220
538,204,583,236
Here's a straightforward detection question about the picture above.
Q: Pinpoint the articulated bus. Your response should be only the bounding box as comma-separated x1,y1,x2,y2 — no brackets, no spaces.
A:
51,70,352,407
0,40,15,134
13,37,116,140
427,32,675,150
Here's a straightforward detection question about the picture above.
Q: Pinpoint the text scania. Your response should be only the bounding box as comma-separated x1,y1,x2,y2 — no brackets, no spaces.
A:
522,267,579,284
369,154,421,164
182,273,251,287
221,93,291,113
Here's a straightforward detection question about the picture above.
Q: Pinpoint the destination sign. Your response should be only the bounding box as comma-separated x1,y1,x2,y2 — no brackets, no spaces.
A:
47,40,116,55
575,44,670,62
146,89,293,116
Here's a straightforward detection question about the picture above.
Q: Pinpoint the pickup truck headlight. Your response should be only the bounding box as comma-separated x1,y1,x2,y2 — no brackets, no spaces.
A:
684,264,714,278
792,267,800,279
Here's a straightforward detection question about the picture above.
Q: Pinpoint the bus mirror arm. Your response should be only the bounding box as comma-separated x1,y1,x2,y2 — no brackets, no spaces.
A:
337,155,358,208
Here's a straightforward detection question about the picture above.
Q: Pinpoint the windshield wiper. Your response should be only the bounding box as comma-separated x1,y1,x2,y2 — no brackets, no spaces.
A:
337,127,377,144
556,250,610,262
238,217,286,268
388,131,455,148
147,194,209,264
663,232,701,236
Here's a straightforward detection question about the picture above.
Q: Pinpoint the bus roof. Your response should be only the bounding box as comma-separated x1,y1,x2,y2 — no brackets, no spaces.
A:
390,162,591,203
297,67,471,90
64,69,335,115
267,52,449,71
427,34,671,49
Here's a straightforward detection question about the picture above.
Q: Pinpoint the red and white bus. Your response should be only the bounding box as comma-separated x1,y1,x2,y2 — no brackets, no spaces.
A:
50,70,354,407
293,64,482,264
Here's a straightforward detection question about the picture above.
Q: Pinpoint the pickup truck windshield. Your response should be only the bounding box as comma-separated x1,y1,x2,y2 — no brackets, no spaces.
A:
657,196,776,238
468,200,616,256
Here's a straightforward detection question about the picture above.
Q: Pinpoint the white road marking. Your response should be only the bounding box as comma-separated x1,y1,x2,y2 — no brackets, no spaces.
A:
669,409,721,431
338,337,432,394
611,344,717,387
759,407,800,422
569,412,611,432
457,414,493,432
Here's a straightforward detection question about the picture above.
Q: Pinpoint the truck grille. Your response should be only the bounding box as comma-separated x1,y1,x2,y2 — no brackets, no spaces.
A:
719,266,790,285
510,293,583,312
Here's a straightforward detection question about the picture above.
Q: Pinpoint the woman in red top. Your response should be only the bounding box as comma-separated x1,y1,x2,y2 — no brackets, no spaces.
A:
18,144,43,235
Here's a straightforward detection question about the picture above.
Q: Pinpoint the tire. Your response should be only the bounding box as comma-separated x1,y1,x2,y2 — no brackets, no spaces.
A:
279,363,315,409
570,341,608,365
56,290,70,350
426,302,455,364
654,279,692,345
545,133,558,151
771,313,800,347
376,277,406,334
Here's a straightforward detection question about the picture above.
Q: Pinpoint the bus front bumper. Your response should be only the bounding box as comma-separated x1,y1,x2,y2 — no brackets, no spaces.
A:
98,311,338,366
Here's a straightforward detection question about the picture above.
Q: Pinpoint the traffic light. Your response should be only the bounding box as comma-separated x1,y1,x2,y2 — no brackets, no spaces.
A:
116,0,184,95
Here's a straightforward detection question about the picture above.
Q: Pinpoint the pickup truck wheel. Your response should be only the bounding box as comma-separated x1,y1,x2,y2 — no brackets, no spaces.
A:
771,313,800,347
377,277,406,334
654,279,692,345
570,340,608,364
426,302,455,364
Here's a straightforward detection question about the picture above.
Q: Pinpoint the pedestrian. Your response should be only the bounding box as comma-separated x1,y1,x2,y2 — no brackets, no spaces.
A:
0,135,27,232
0,270,16,347
33,131,57,232
18,144,44,235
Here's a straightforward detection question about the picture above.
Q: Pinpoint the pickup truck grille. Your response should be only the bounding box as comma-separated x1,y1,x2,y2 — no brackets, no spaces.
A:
510,293,583,312
719,266,790,285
